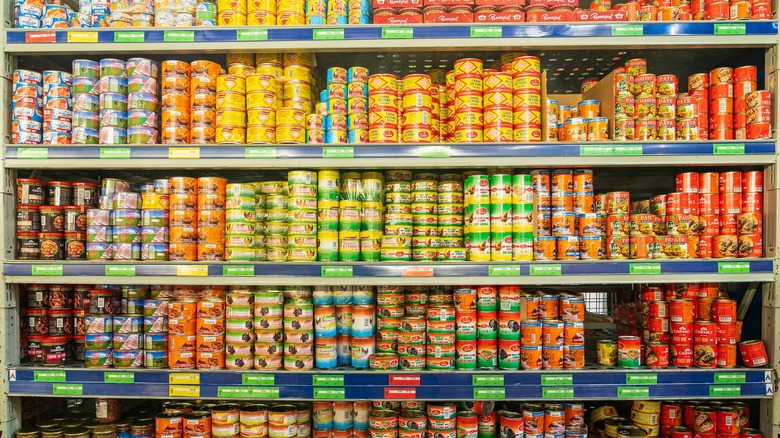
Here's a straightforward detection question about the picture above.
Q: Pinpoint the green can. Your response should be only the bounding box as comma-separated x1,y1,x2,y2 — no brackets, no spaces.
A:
267,209,288,222
288,196,317,211
438,247,467,261
498,345,521,370
464,175,490,203
467,232,492,261
288,170,317,185
265,195,288,209
477,321,497,340
426,358,455,371
455,349,477,370
498,320,520,341
226,246,257,261
338,230,361,261
318,170,341,201
360,231,381,261
477,350,497,370
266,221,288,236
491,231,513,261
361,172,384,202
318,231,338,261
489,174,513,205
456,319,477,342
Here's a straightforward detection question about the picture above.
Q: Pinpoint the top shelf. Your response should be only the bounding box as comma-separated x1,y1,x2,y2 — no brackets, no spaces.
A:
6,22,779,54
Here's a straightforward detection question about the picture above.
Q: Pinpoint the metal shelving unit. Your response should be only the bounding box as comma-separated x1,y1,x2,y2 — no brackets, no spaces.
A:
2,11,780,438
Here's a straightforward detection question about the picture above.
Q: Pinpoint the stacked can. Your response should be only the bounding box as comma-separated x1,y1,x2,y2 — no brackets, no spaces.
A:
155,0,196,26
255,187,268,261
277,109,306,145
169,177,198,261
454,286,477,370
190,60,220,144
110,184,143,261
640,288,671,368
83,288,118,368
312,288,338,368
287,171,318,261
687,70,710,141
488,173,513,261
97,58,129,145
41,70,74,145
217,0,248,25
381,170,413,261
745,89,772,139
481,70,513,143
315,68,343,144
361,172,384,261
11,69,45,144
703,66,733,140
254,286,284,370
216,70,247,144
247,70,279,144
196,293,226,370
70,60,101,145
84,179,123,260
332,286,353,366
562,294,586,369
397,312,425,371
197,177,227,260
225,286,254,370
126,58,160,144
139,179,170,261
337,173,366,261
450,59,482,143
262,180,289,261
368,74,400,143
197,1,219,25
427,403,457,438
437,174,465,261
495,286,520,370
510,174,534,260
411,173,438,262
284,287,314,370
464,174,491,261
14,0,44,28
315,170,339,261
660,402,682,437
601,191,629,260
112,297,148,369
508,55,543,142
475,286,498,369
372,286,402,369
284,52,314,111
225,183,259,261
399,73,433,144
737,170,763,258
246,0,275,25
279,0,306,25
630,401,661,438
350,300,376,370
426,302,456,371
305,0,326,24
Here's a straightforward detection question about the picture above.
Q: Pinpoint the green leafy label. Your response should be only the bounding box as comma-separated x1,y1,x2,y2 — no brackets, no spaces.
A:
313,375,344,386
530,265,562,276
18,148,48,159
714,23,746,35
32,265,63,276
581,144,642,156
245,147,277,158
542,375,573,386
542,387,574,399
237,29,268,41
618,387,650,398
626,374,657,385
114,31,144,43
314,388,346,399
471,26,502,38
100,147,131,159
322,266,353,277
105,265,136,276
489,266,521,276
164,31,194,42
713,143,745,154
474,388,505,398
710,385,741,397
313,29,345,40
630,263,661,275
419,145,451,158
473,375,504,386
715,372,746,383
323,147,354,158
35,370,66,382
382,28,413,38
718,262,750,273
223,265,254,276
53,383,83,395
612,25,643,36
104,372,134,383
243,374,275,386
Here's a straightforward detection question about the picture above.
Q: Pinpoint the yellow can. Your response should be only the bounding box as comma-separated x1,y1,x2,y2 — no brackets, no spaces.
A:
278,11,306,25
283,52,314,67
248,11,276,25
247,108,276,126
256,63,283,80
368,93,398,109
216,126,247,144
276,124,305,144
283,80,312,100
288,247,317,261
216,92,247,111
227,64,255,78
402,74,432,93
227,52,255,67
216,110,246,127
368,74,399,93
401,109,431,126
218,10,248,26
216,75,247,94
483,72,513,91
454,110,483,126
277,108,307,125
255,53,281,64
401,125,433,143
282,97,312,113
453,58,483,76
454,76,483,94
284,64,312,83
247,125,275,144
513,92,542,108
510,56,542,74
512,74,542,92
369,126,399,143
368,109,399,126
513,108,542,125
247,74,277,92
402,91,433,110
453,128,484,143
454,94,483,111
246,91,278,110
513,126,542,142
483,90,513,107
483,107,513,125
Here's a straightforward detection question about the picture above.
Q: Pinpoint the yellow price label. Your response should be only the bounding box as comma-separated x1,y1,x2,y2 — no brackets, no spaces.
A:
67,32,98,43
169,373,200,384
169,385,200,397
176,265,208,277
169,148,200,159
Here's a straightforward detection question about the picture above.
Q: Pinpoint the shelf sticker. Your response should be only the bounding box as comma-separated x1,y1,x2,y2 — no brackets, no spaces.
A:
315,388,346,399
474,388,505,399
618,386,650,398
100,147,131,159
489,265,521,276
471,26,502,38
169,373,200,384
219,387,251,398
382,28,413,39
718,262,750,274
35,370,66,382
713,143,745,154
314,29,345,40
530,264,562,276
314,375,345,386
223,265,254,276
18,148,49,159
630,263,661,275
243,374,275,386
245,146,277,158
169,147,201,159
714,23,746,35
104,371,134,383
250,387,281,398
53,383,83,395
323,146,354,158
237,29,269,41
32,265,63,276
709,385,741,397
714,372,746,383
177,265,209,276
542,387,575,399
164,30,195,42
580,144,642,156
384,388,417,399
105,265,136,276
389,375,420,386
542,375,573,386
114,31,145,43
419,145,451,158
473,375,504,386
322,266,353,277
611,24,643,36
402,266,434,277
25,31,56,44
67,32,98,43
626,374,657,385
169,385,200,397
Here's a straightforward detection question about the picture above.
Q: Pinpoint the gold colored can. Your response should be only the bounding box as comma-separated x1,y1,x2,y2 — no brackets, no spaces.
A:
247,91,278,110
216,110,246,127
483,90,513,107
282,52,314,67
513,108,542,125
226,53,255,66
283,64,311,82
247,74,277,92
218,10,248,26
277,108,306,125
216,126,247,144
256,63,283,79
247,108,276,126
247,126,275,144
248,11,277,25
368,93,399,109
513,92,542,108
276,124,305,144
513,74,542,92
368,74,400,93
401,125,433,143
216,75,247,94
454,75,483,94
597,339,617,365
216,92,246,111
369,126,399,143
453,127,484,143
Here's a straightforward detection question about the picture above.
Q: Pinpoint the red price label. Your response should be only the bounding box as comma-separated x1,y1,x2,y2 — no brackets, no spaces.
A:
384,388,417,399
26,32,56,43
389,375,420,386
401,267,433,277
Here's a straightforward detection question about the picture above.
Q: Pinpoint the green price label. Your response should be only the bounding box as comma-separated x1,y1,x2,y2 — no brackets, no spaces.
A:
243,374,275,386
313,29,345,40
530,265,562,276
237,29,268,41
114,31,145,43
35,371,66,382
322,266,353,277
323,147,354,158
474,388,505,399
382,28,413,38
613,145,644,155
245,147,277,158
715,372,746,383
223,265,254,276
219,387,251,398
32,265,63,276
471,26,502,38
710,385,741,397
249,387,280,398
542,387,574,399
618,387,650,398
314,375,344,386
718,262,750,274
714,23,746,34
630,263,661,275
100,147,131,159
612,24,643,36
53,383,83,395
18,148,49,159
105,265,136,276
164,30,194,42
580,144,642,156
473,375,505,386
542,375,573,386
419,145,451,158
714,143,746,154
626,374,657,385
489,266,521,277
314,388,346,399
104,372,134,383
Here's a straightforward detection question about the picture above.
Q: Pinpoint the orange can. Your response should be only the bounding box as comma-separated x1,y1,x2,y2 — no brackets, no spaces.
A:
563,322,584,344
542,345,564,369
714,235,738,258
542,319,564,346
168,318,197,335
197,351,226,369
521,345,542,370
169,301,197,320
521,321,542,346
670,299,694,323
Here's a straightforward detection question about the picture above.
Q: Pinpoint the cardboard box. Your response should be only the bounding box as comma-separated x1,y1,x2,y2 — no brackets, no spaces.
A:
528,0,577,7
526,10,577,21
576,10,627,20
424,11,474,22
474,0,526,5
424,0,474,5
474,10,525,21
373,12,424,23
542,70,618,140
373,0,422,8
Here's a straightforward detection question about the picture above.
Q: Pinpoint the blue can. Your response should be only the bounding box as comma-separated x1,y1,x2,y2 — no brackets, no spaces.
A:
140,243,168,261
141,209,169,227
85,349,113,368
13,107,43,122
332,288,353,305
73,93,100,112
144,333,168,350
307,15,325,25
121,298,145,315
73,77,100,95
314,306,337,338
352,287,374,305
336,337,351,366
312,287,333,305
84,333,113,349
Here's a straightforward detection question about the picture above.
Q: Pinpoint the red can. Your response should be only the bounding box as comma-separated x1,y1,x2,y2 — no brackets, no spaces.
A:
717,344,737,367
720,215,738,234
670,299,695,323
642,287,664,302
699,194,719,215
648,301,669,318
734,81,756,98
697,237,713,258
719,171,741,193
712,298,736,323
647,317,669,333
670,343,693,367
741,171,763,193
739,234,763,258
741,192,763,214
720,193,742,215
666,193,689,215
710,67,733,85
676,172,699,194
717,322,738,345
698,173,718,194
738,340,768,367
645,342,669,368
670,426,692,438
683,404,698,428
733,66,757,83
661,403,683,426
746,90,772,109
717,408,740,435
688,73,709,90
693,406,718,433
671,322,693,343
747,122,771,139
693,320,718,344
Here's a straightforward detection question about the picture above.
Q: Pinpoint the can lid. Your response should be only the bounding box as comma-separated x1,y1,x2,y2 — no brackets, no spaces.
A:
17,178,44,183
42,335,72,343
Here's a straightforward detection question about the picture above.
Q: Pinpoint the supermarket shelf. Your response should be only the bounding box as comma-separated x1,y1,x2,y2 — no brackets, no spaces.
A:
5,22,778,54
4,141,776,169
3,259,773,286
7,367,774,400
